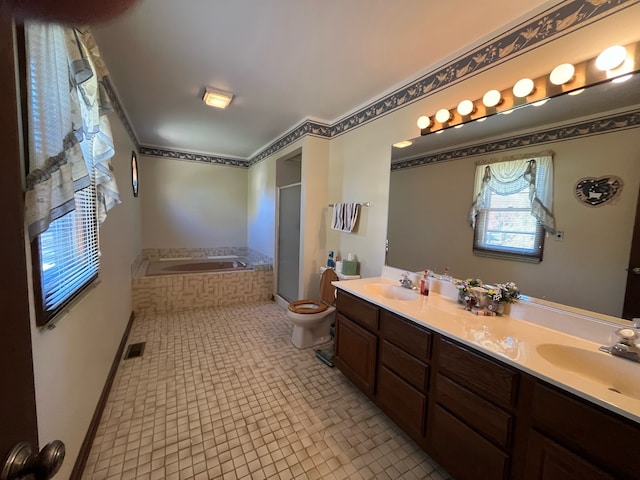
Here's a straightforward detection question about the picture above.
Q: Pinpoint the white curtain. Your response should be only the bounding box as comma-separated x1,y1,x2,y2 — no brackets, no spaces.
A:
24,22,89,239
24,23,120,239
469,151,555,233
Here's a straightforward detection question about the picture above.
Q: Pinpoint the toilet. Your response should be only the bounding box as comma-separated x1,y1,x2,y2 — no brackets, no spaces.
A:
287,268,340,349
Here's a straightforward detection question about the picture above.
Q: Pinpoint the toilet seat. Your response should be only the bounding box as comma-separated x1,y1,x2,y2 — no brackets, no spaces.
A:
287,268,339,314
288,299,328,314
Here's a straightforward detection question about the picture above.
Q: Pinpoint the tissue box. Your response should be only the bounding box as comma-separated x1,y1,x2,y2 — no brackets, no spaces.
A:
341,260,359,275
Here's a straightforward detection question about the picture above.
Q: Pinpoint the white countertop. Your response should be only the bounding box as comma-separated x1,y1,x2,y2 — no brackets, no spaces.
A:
333,275,640,423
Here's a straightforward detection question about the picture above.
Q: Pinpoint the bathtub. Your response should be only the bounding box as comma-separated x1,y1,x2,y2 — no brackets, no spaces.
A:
145,256,252,276
133,255,273,315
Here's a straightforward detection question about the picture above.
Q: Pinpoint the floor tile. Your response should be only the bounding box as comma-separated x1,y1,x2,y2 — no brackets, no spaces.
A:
83,302,449,479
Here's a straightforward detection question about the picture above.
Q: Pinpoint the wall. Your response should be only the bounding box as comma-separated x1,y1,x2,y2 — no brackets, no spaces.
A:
140,156,248,249
248,136,331,299
388,128,639,316
327,4,640,286
29,113,141,479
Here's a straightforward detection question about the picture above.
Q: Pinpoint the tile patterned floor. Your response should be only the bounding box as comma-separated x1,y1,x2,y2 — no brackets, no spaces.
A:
83,302,450,479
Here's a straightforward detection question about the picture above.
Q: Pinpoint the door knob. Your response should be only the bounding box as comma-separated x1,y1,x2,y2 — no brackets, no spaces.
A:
632,267,640,275
1,440,65,480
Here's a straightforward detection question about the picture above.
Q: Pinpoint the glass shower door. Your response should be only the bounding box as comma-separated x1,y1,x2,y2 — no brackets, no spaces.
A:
277,184,301,302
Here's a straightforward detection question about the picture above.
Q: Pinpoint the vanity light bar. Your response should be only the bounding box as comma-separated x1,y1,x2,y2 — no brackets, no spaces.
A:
417,40,640,135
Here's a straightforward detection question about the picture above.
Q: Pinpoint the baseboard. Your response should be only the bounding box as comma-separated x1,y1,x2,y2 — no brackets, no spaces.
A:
69,311,135,480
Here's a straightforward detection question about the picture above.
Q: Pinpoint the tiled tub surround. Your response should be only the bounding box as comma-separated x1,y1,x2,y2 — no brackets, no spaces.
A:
140,247,273,266
132,248,273,316
83,303,449,480
335,266,640,423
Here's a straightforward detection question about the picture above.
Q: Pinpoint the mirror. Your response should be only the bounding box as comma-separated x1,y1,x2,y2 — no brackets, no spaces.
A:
388,74,640,317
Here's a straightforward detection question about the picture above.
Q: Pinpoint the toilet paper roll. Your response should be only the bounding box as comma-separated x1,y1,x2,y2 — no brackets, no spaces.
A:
335,261,343,273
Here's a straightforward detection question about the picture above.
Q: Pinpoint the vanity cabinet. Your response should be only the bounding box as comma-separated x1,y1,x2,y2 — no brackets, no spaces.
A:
334,291,379,397
376,310,432,443
333,290,640,480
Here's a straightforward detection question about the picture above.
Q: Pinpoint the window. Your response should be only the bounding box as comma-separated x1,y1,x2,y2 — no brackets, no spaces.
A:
470,154,555,262
24,25,119,327
33,182,99,325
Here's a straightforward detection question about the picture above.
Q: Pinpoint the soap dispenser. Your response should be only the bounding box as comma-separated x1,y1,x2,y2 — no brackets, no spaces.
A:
420,270,430,296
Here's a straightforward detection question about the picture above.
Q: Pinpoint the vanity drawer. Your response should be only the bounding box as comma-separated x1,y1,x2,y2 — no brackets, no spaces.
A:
380,340,429,392
380,310,431,362
336,290,379,332
531,382,640,480
437,337,518,409
435,373,513,450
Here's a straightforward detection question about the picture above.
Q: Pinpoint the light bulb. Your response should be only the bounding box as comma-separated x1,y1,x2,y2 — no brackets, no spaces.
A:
435,108,452,124
513,78,535,98
457,99,475,116
482,89,502,107
417,116,432,129
612,74,632,83
595,45,627,71
549,63,575,85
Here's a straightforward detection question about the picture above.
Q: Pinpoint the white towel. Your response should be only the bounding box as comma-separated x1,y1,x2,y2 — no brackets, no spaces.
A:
331,202,360,233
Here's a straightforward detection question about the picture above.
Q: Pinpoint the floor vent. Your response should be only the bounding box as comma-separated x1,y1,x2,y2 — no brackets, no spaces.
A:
124,342,145,360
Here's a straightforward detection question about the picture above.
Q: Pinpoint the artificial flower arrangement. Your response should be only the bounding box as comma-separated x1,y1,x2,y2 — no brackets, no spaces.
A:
455,278,484,306
455,279,520,315
486,282,521,304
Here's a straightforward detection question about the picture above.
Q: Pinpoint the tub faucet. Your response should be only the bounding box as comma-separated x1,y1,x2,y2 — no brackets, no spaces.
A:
399,272,415,289
599,319,640,363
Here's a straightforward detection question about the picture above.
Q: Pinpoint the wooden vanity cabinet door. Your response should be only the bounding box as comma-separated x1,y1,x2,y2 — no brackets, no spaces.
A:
334,313,377,397
530,382,640,480
429,404,509,480
524,430,614,480
376,365,427,442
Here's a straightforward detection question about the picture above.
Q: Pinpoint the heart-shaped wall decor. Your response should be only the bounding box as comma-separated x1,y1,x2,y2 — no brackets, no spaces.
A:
574,175,624,207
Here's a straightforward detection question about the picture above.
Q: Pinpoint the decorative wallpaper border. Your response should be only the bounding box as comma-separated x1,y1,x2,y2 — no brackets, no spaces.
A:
327,0,634,140
248,119,331,166
138,146,249,168
104,0,637,166
391,109,640,171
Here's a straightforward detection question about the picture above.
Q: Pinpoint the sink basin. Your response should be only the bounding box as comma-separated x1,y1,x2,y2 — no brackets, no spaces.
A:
536,343,640,400
363,283,420,301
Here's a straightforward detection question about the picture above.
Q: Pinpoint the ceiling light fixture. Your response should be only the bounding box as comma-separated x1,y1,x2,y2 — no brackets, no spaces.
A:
416,116,433,129
595,45,627,71
482,89,502,107
393,140,413,148
457,99,476,116
513,78,535,97
549,63,575,85
202,87,234,109
435,108,453,124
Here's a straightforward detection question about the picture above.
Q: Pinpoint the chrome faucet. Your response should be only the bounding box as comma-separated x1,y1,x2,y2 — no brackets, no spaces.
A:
599,319,640,363
399,272,415,289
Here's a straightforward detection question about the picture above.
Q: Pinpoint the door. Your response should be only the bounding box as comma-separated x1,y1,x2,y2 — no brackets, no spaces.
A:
276,183,301,302
0,14,40,462
622,184,640,319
